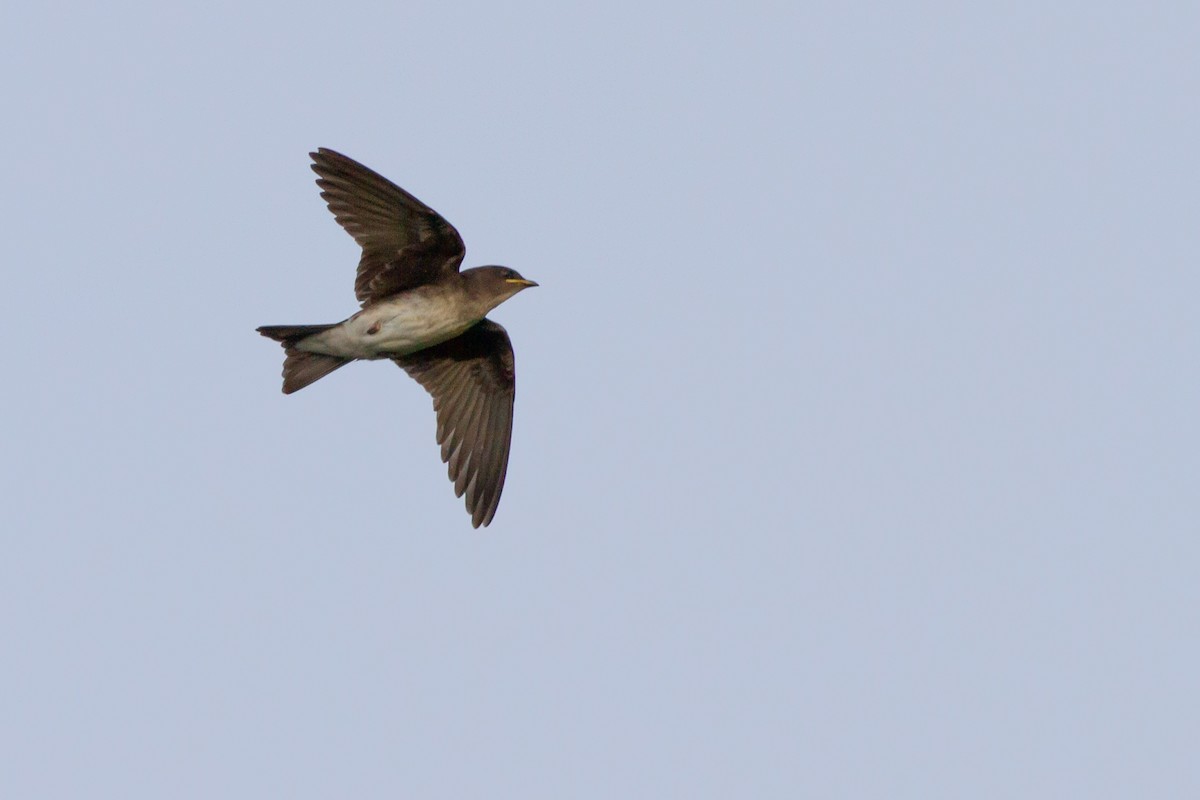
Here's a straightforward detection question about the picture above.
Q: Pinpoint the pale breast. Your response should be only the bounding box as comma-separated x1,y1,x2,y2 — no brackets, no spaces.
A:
300,288,481,359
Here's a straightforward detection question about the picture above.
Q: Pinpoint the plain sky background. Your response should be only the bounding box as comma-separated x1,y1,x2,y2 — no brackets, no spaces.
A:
3,1,1197,797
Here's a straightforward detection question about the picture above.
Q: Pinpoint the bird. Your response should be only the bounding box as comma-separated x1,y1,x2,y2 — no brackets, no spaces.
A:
258,148,537,527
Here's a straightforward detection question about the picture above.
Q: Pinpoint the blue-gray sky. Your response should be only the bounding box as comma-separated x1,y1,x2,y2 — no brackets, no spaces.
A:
3,2,1198,797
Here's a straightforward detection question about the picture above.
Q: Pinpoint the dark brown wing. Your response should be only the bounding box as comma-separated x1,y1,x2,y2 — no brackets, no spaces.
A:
395,320,517,528
310,148,466,306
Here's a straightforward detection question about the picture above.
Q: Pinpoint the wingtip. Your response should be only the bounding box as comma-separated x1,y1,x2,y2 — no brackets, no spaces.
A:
310,147,346,164
308,148,332,171
473,501,499,528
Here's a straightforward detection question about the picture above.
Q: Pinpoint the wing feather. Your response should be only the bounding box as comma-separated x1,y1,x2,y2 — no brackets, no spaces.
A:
395,320,517,528
310,148,466,306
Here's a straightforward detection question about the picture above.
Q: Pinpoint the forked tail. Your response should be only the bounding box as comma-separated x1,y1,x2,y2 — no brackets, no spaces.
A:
257,324,350,394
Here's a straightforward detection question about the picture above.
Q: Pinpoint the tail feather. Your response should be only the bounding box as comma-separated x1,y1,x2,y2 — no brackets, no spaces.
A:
257,323,337,343
257,324,350,394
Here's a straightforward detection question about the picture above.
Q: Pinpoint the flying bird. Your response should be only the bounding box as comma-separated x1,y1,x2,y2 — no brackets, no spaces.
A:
258,148,537,527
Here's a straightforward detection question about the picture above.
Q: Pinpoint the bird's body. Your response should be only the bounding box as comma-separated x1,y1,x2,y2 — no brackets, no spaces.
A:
297,274,500,360
258,148,536,527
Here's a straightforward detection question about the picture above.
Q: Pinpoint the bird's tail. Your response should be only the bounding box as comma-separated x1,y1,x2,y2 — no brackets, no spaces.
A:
257,324,350,394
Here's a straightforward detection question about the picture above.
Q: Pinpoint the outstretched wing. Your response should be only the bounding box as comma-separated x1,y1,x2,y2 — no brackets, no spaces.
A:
310,148,466,306
394,320,517,528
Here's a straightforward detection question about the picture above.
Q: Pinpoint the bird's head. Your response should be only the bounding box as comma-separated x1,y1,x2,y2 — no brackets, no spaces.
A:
463,266,538,311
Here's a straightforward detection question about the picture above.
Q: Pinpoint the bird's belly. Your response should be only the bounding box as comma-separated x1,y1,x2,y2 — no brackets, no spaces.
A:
301,301,478,359
366,309,477,356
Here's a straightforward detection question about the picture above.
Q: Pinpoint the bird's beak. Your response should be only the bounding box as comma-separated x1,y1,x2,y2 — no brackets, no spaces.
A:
505,278,539,288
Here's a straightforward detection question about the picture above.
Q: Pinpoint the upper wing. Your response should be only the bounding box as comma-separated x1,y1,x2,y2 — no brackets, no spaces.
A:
310,148,466,306
394,320,517,528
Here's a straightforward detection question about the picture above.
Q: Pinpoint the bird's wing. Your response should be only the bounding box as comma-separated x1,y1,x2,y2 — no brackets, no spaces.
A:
394,320,516,528
310,148,466,306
